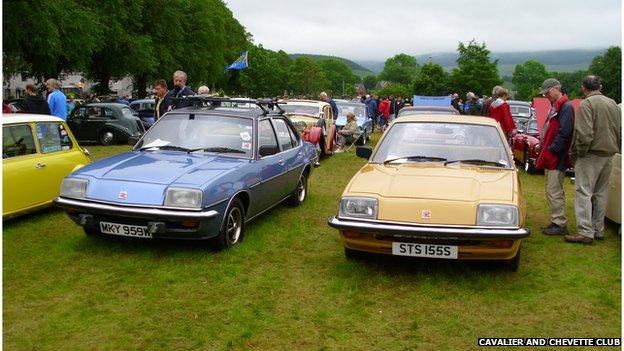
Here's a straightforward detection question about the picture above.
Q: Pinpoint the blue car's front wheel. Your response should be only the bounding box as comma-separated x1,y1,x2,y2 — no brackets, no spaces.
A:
212,198,245,250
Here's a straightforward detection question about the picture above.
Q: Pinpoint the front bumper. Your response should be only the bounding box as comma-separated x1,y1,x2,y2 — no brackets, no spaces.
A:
54,197,221,239
328,216,530,239
328,216,529,260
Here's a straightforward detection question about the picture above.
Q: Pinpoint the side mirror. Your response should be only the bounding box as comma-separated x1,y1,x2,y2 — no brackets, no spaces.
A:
517,129,525,134
259,145,278,157
356,145,372,159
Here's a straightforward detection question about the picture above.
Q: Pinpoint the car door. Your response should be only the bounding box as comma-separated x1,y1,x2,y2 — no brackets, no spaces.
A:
250,119,287,212
33,122,88,204
2,123,46,215
66,106,89,141
84,106,108,141
272,118,303,197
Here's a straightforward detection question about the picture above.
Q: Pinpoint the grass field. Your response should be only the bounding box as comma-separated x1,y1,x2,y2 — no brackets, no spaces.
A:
3,132,621,350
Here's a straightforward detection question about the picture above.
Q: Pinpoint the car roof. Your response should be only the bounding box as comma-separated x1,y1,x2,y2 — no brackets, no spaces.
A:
130,99,155,104
395,114,501,127
2,114,65,125
281,100,329,107
507,100,531,107
81,102,129,109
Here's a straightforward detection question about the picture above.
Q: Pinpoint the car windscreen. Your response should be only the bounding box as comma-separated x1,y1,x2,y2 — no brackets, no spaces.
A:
281,105,319,116
527,119,539,134
372,122,511,167
509,106,531,117
135,114,254,158
399,109,456,117
336,102,366,119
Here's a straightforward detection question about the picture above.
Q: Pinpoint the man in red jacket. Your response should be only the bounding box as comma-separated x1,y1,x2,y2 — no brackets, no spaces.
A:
535,78,575,236
377,96,390,132
488,88,515,144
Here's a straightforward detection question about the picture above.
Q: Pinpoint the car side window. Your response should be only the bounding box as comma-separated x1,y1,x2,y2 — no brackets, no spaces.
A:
121,107,134,118
73,107,88,119
36,123,72,154
103,108,115,118
258,119,279,157
286,120,300,148
272,118,294,151
2,124,37,159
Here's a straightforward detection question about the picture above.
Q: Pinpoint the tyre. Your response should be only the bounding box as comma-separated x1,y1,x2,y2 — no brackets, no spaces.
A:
523,149,536,174
505,248,521,272
211,198,245,250
287,172,308,207
99,130,117,146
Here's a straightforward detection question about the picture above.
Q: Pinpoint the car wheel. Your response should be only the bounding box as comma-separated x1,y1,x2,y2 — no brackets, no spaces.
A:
212,198,245,250
99,130,117,146
287,172,308,207
523,149,535,174
505,247,521,272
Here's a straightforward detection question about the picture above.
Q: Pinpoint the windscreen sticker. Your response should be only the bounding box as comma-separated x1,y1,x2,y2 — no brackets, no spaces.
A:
240,132,251,141
241,142,252,150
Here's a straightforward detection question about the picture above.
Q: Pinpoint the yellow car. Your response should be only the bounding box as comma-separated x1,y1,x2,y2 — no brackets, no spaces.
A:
328,115,530,270
3,114,91,219
280,100,336,156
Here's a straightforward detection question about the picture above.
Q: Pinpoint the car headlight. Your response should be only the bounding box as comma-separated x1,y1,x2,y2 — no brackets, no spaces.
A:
164,187,203,208
477,204,518,227
60,178,88,198
339,197,378,219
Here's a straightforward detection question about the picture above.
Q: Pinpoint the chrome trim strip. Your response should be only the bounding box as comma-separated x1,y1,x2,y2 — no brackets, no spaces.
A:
54,197,219,219
327,216,530,239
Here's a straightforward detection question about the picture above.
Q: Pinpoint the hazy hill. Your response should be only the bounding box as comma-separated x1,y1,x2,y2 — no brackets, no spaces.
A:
355,48,608,76
289,54,373,77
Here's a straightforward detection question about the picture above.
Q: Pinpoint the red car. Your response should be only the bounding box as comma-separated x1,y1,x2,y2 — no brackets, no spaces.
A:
512,118,540,173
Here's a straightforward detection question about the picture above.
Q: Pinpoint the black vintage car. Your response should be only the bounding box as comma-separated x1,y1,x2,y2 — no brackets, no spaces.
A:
66,103,145,145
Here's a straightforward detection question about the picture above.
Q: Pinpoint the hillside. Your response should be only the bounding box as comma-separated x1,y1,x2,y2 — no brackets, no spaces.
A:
289,54,373,77
355,48,608,76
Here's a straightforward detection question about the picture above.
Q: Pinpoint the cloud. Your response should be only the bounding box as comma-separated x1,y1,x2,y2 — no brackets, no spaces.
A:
226,0,621,60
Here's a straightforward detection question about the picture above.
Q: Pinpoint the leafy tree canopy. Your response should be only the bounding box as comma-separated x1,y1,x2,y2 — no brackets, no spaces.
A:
588,46,621,103
449,40,502,96
511,60,549,101
378,54,418,85
412,63,449,96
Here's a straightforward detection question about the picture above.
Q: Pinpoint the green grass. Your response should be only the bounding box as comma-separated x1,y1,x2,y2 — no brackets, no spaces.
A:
3,135,621,350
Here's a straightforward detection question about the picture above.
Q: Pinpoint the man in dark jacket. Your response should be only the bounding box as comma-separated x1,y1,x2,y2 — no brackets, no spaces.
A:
169,70,194,108
535,78,575,236
154,79,172,121
319,92,338,119
22,84,51,114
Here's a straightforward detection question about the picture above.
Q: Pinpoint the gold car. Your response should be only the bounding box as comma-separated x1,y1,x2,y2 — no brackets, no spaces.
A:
328,115,529,270
3,115,91,219
280,100,335,155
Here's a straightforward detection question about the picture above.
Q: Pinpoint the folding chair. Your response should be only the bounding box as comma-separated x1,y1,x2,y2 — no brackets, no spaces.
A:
345,127,364,152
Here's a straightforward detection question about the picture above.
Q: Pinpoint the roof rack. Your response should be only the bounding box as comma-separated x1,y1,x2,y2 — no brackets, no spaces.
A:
171,96,285,115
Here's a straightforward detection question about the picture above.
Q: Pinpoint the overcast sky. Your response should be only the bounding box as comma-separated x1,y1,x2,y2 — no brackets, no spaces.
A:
226,0,622,60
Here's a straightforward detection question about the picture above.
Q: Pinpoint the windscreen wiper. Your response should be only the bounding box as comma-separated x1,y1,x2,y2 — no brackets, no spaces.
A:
383,156,447,165
444,159,507,167
199,147,247,154
139,145,195,152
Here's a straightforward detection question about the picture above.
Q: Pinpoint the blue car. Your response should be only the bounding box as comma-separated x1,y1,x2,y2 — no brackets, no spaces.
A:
54,99,318,249
335,101,373,145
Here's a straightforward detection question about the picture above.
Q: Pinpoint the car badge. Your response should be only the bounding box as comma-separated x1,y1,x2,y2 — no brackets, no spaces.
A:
421,210,432,219
118,190,128,200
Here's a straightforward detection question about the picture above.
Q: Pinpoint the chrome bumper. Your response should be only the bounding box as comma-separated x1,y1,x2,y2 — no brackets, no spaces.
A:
327,216,530,239
54,197,219,220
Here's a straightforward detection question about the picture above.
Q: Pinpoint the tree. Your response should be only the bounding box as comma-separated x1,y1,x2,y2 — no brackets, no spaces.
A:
589,46,621,103
317,59,357,96
449,40,502,96
288,57,328,97
363,75,378,91
239,45,289,97
511,60,549,101
378,54,418,85
375,83,411,99
411,63,449,96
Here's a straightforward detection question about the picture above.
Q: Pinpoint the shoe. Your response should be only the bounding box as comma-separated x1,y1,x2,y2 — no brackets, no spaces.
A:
541,222,557,230
594,236,604,241
334,148,344,153
542,224,568,235
564,234,593,244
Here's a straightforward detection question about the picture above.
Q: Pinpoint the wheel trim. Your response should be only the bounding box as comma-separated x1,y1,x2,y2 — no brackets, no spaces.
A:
296,177,306,202
524,160,530,172
226,207,242,244
102,131,114,143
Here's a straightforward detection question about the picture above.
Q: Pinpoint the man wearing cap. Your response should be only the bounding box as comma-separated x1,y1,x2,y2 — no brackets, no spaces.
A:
535,78,575,236
565,76,621,244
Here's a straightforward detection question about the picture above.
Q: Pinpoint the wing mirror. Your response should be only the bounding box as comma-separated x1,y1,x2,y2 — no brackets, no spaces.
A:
356,145,372,159
517,129,525,134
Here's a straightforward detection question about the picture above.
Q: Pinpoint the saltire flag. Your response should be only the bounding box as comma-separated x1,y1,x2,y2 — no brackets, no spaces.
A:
225,51,249,70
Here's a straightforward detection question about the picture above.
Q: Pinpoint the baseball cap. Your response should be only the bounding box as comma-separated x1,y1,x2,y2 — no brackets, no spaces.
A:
540,78,561,95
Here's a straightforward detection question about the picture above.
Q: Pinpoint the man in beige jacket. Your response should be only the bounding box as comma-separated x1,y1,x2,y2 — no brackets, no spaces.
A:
565,76,621,244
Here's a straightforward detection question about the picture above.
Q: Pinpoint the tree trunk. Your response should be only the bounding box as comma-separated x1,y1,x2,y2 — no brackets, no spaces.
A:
134,75,148,98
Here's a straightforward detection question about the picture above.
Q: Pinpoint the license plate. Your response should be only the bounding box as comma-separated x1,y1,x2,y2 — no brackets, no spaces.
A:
392,242,458,259
99,221,151,238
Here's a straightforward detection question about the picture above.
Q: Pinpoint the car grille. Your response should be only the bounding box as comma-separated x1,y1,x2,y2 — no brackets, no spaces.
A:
373,234,482,246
